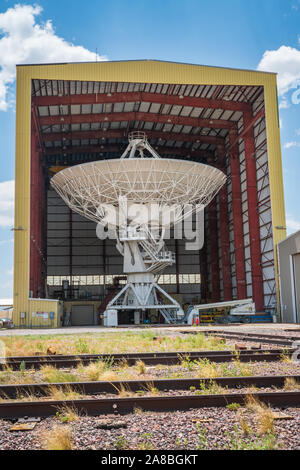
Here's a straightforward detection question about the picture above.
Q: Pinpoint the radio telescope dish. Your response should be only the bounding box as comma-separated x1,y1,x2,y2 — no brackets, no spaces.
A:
51,153,225,227
51,132,226,323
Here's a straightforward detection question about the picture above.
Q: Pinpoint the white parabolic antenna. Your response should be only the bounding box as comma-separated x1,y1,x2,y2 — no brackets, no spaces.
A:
51,132,226,323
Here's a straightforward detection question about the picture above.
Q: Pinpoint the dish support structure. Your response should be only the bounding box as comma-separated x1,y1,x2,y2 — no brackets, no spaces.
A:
105,132,184,323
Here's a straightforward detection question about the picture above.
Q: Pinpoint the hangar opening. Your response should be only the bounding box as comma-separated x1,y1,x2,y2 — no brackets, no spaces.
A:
13,61,285,328
28,74,274,326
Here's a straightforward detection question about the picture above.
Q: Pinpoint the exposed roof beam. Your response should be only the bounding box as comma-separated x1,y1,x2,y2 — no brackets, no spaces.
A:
45,144,213,159
33,91,251,112
41,129,224,145
227,109,265,152
39,112,237,129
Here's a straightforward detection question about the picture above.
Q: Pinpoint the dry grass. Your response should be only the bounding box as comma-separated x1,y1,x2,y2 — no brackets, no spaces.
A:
117,358,129,369
245,394,267,413
99,370,119,381
0,359,255,388
55,404,80,423
194,357,253,379
111,382,133,398
0,331,232,357
283,377,300,391
195,358,219,378
239,414,252,436
135,360,146,375
231,359,252,377
245,395,275,435
80,361,106,381
280,350,292,363
134,407,143,414
0,384,82,403
40,365,77,384
144,381,159,395
47,385,82,401
196,379,225,395
248,385,259,394
258,409,275,435
0,371,29,385
15,389,40,402
42,424,74,450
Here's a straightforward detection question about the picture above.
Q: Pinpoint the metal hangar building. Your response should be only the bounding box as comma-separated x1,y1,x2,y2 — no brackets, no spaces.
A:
12,60,286,327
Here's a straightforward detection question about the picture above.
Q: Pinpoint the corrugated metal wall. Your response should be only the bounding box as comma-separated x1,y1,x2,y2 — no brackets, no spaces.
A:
204,89,275,308
47,189,202,304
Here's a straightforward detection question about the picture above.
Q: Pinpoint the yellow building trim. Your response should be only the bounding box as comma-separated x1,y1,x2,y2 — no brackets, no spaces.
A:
13,60,286,325
13,67,32,325
15,299,62,328
263,79,286,313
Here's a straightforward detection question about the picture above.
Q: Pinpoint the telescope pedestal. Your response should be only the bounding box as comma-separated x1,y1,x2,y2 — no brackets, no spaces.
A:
105,239,184,324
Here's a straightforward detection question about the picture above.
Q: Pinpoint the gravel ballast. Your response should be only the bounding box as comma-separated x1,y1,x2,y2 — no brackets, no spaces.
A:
0,406,299,450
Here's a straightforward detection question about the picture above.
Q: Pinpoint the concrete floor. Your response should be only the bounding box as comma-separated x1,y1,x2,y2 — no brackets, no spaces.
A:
0,323,299,337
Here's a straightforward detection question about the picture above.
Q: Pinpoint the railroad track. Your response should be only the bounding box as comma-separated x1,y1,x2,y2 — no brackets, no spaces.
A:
1,374,299,400
1,348,293,370
1,388,299,419
202,331,297,347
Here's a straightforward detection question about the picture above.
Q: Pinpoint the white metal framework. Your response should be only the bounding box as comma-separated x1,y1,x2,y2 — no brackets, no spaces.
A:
51,132,226,322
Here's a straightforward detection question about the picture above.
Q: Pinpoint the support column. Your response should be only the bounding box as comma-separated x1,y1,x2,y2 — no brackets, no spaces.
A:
208,197,220,302
228,129,247,299
199,247,208,302
69,208,73,299
41,175,47,297
243,111,264,310
30,123,38,297
217,145,232,301
175,239,180,294
103,239,106,296
30,113,46,299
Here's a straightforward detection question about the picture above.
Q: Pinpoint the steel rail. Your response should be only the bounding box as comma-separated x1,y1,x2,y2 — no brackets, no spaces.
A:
1,349,292,370
205,330,299,341
2,350,251,362
210,330,299,340
212,336,292,347
1,375,299,400
202,331,295,347
4,348,290,362
1,390,299,419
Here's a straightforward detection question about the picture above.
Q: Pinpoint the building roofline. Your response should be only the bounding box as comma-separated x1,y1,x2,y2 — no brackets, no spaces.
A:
277,229,300,246
16,59,277,75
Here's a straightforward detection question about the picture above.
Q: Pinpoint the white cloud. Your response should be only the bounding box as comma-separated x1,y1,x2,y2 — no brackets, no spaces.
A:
0,4,106,110
286,217,300,234
0,180,14,227
279,98,290,109
257,45,300,96
283,141,300,149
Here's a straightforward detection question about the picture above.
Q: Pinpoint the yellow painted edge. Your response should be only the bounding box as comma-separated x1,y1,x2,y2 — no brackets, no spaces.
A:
16,60,277,85
13,67,31,325
264,76,286,315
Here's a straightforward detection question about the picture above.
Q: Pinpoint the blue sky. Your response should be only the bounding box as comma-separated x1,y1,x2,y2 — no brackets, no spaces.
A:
0,0,300,299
